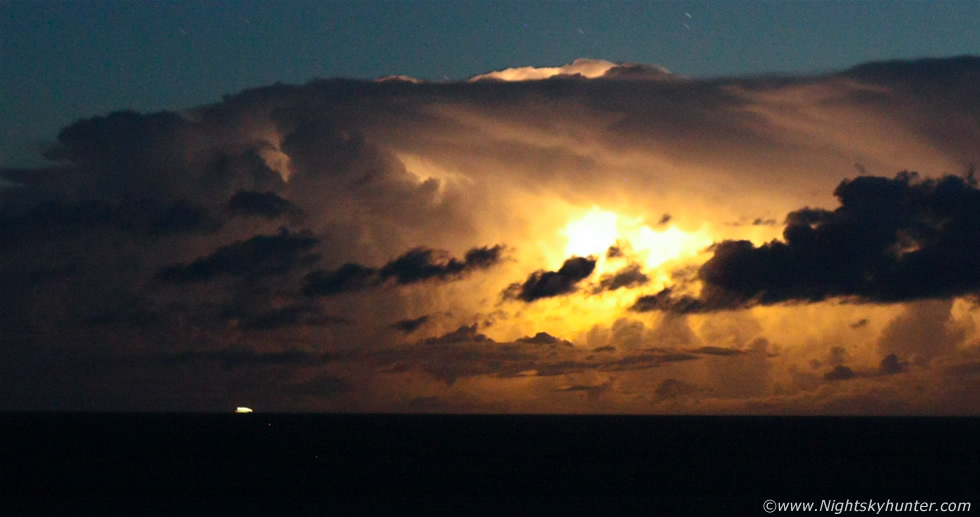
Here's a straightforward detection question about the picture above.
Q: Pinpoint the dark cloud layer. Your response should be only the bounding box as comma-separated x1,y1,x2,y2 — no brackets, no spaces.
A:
631,288,708,314
239,304,351,331
692,346,744,357
165,346,337,368
302,263,380,297
390,315,429,334
516,332,574,347
159,229,318,283
225,189,303,220
635,171,980,312
593,263,649,294
423,324,493,345
37,110,285,202
655,378,700,400
879,354,908,375
0,197,220,249
506,256,597,302
824,365,857,381
380,246,503,284
303,245,504,297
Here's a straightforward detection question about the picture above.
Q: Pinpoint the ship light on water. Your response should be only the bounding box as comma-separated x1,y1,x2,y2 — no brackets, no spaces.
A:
235,407,253,414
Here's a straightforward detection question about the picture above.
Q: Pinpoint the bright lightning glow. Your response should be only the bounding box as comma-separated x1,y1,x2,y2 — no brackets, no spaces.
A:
633,225,713,269
562,207,712,274
562,208,619,258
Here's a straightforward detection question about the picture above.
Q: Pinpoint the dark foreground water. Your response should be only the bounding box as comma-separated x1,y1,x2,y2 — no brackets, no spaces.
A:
2,414,978,514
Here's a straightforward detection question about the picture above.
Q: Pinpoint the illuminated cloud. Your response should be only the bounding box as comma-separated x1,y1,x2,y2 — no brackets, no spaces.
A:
468,58,671,82
875,299,971,362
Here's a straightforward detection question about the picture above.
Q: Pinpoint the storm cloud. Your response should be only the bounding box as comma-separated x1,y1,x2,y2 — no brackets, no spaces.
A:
2,56,980,413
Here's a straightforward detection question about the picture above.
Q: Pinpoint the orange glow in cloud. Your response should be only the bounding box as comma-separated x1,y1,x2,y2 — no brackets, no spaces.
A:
468,58,620,82
476,207,719,342
562,207,713,273
7,55,980,415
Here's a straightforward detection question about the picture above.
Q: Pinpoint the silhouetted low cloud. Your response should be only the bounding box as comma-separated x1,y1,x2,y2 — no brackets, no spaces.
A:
285,374,349,397
303,245,504,296
691,346,743,356
380,246,503,284
631,288,710,314
302,263,380,296
423,324,493,345
390,315,429,334
0,198,220,250
879,354,908,375
593,263,649,294
506,256,596,302
240,304,351,330
159,229,318,283
655,378,700,400
824,365,857,381
166,346,337,368
516,332,573,347
225,189,303,220
635,171,980,312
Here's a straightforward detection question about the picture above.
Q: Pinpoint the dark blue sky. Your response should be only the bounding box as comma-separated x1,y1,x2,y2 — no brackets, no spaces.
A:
2,0,979,166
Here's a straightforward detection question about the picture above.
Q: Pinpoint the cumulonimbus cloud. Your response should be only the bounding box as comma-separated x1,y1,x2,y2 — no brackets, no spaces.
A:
2,56,980,413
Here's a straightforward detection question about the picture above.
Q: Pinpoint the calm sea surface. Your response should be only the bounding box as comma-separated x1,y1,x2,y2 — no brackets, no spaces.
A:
3,413,977,513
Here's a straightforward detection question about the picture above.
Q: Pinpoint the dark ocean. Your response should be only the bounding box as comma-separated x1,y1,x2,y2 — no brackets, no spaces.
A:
2,413,977,514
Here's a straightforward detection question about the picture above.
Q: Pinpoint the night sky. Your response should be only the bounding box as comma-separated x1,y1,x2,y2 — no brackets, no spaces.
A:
4,0,980,167
2,1,980,414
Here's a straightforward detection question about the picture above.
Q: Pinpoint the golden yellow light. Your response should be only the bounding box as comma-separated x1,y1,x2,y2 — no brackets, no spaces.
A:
488,207,718,342
562,207,713,274
632,225,713,269
562,208,619,258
